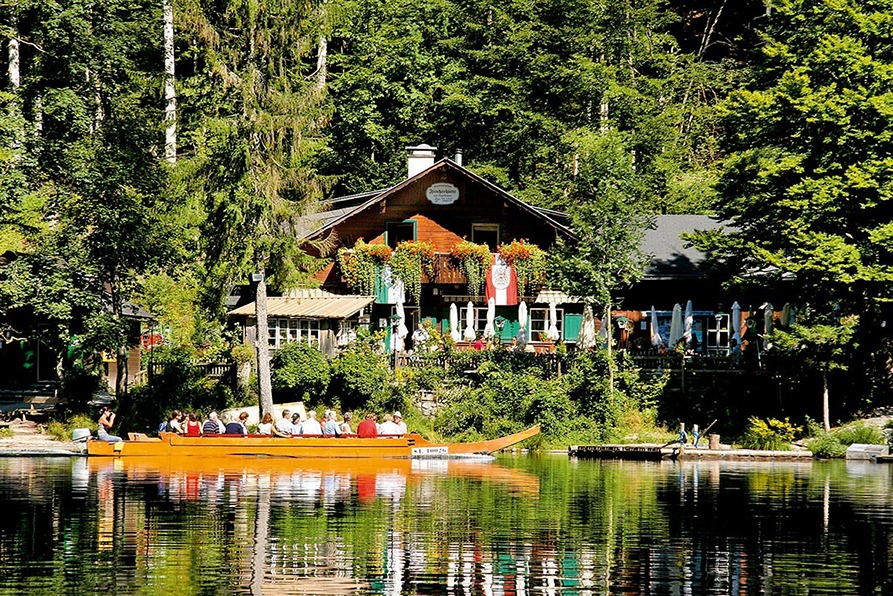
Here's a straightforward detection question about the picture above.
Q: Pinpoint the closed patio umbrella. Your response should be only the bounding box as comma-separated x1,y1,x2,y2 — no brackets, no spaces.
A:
650,306,662,348
463,301,476,341
683,300,693,344
763,302,774,349
517,301,528,346
668,303,683,348
731,301,742,351
449,303,461,342
484,298,496,339
579,303,597,349
547,302,560,341
391,298,408,352
781,303,794,327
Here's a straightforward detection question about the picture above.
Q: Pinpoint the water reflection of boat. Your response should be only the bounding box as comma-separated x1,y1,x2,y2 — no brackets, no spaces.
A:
85,455,541,500
85,425,540,458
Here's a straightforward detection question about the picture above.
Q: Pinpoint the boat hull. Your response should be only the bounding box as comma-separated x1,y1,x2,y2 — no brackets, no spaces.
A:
85,425,540,458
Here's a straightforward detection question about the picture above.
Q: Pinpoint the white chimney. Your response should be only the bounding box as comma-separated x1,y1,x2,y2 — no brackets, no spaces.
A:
406,143,437,178
454,149,463,166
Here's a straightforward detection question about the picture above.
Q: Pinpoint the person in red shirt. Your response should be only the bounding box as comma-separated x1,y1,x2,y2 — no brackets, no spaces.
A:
357,413,378,438
184,412,201,436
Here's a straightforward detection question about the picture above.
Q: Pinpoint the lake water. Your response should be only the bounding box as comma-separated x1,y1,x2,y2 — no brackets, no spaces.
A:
0,455,890,594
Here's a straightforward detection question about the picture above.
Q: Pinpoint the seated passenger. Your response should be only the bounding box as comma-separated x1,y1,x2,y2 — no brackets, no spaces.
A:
322,410,340,436
357,413,378,438
165,410,184,434
393,411,407,436
378,413,398,436
257,412,274,435
202,411,223,435
97,406,123,443
300,410,323,435
273,410,296,437
340,412,353,435
224,411,249,435
184,412,201,436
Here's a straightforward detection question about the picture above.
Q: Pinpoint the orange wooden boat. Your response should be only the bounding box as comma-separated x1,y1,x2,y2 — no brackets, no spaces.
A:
85,425,540,458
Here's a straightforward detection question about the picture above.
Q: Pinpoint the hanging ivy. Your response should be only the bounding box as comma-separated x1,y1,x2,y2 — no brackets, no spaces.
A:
390,240,436,303
450,239,491,297
498,239,547,299
337,239,392,295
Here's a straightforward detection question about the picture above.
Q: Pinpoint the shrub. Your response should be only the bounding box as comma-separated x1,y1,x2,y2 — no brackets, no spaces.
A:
834,422,884,446
231,343,254,365
808,421,885,458
329,341,390,412
272,341,330,402
119,346,236,434
807,433,847,458
47,413,96,442
738,417,800,451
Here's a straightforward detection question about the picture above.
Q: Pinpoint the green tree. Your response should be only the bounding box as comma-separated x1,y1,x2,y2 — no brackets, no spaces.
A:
272,341,330,403
1,0,175,397
178,0,330,416
771,313,857,432
551,130,652,390
692,0,893,407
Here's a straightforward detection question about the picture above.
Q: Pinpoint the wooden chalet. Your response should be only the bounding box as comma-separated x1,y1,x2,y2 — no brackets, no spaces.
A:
230,145,788,358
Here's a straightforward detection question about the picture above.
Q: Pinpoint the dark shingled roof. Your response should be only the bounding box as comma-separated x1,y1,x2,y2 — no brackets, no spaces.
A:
643,215,725,279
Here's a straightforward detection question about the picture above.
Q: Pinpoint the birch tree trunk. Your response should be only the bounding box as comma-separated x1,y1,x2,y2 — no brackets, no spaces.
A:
822,368,830,433
7,12,20,91
315,35,327,91
7,6,22,152
163,0,177,162
254,268,274,416
605,304,614,393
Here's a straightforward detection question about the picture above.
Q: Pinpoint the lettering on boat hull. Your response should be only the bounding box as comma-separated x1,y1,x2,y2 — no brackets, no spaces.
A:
412,446,449,457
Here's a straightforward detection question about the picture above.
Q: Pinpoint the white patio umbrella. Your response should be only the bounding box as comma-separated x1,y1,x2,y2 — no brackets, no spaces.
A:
596,312,609,347
517,301,528,345
763,302,774,349
463,301,476,341
391,299,408,352
547,302,560,341
668,303,683,348
484,298,496,339
650,305,662,348
578,303,597,349
683,300,693,344
449,303,461,342
731,301,742,350
781,303,794,327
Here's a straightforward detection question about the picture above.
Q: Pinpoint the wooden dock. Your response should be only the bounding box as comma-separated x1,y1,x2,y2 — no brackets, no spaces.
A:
569,444,815,461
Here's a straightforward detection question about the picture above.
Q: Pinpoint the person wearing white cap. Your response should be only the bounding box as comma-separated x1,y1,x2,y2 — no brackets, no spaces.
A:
393,411,407,435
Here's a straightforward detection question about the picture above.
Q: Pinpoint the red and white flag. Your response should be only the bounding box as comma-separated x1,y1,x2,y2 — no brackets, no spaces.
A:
485,255,518,306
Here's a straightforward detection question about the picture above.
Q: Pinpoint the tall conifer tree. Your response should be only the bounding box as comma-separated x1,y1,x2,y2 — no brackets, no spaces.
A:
179,0,329,416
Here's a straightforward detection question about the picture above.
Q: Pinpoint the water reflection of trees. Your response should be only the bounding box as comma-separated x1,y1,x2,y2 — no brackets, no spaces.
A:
0,457,890,592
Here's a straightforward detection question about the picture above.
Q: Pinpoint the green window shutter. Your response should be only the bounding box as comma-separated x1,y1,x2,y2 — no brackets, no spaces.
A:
563,313,582,342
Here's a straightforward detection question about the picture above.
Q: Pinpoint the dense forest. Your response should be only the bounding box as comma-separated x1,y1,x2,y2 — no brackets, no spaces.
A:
1,0,891,436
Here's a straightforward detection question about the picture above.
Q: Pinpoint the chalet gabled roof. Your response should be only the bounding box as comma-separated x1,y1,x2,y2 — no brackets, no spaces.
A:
302,159,575,242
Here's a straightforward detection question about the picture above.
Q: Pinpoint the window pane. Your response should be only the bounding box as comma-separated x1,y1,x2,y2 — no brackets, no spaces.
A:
386,222,416,248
